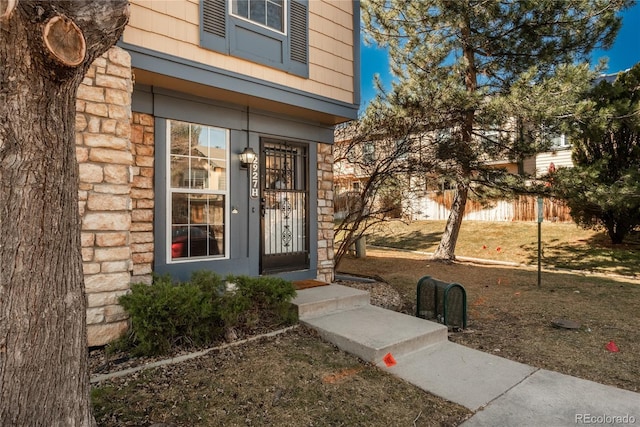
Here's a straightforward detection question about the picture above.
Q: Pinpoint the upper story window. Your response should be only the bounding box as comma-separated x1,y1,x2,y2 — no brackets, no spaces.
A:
232,0,285,33
550,134,570,149
395,138,409,159
201,0,308,77
541,125,570,150
478,130,500,143
363,142,375,164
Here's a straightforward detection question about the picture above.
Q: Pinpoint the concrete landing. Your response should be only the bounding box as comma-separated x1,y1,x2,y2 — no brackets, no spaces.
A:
386,341,536,411
301,304,448,362
292,284,369,319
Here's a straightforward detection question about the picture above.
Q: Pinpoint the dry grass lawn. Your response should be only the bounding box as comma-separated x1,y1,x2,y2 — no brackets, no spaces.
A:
366,220,640,277
92,328,471,426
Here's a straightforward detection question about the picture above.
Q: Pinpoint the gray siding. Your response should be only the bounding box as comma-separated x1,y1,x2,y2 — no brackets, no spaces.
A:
148,90,328,282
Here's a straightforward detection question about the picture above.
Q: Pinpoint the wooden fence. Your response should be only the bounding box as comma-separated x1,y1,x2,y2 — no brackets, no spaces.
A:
427,191,572,222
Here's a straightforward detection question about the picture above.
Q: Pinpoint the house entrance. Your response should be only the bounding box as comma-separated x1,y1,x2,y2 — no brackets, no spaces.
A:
260,140,309,274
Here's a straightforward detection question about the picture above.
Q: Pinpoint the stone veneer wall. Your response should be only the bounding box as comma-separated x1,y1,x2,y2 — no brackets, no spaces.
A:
317,143,335,282
76,47,140,347
130,113,155,284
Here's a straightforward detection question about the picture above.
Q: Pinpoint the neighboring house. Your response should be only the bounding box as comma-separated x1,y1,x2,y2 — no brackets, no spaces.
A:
334,130,574,223
502,133,574,178
526,135,573,177
77,0,360,346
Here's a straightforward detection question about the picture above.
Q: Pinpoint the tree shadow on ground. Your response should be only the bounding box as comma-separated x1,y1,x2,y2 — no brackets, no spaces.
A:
367,230,442,251
519,230,640,277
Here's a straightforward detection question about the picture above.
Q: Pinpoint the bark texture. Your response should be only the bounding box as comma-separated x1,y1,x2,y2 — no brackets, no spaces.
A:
0,1,128,425
432,180,469,261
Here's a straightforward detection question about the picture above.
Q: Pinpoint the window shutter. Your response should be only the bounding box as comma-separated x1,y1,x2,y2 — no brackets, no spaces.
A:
201,0,227,53
288,0,309,77
289,0,308,65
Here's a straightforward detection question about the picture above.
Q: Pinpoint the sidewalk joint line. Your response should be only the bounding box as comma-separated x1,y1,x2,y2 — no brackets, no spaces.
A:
475,367,541,412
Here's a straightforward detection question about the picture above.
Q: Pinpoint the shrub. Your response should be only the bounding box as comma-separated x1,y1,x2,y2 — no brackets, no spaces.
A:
117,274,221,355
228,275,298,327
116,272,297,356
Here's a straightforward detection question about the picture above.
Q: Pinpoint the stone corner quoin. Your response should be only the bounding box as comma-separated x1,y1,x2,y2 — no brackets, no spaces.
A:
76,46,154,347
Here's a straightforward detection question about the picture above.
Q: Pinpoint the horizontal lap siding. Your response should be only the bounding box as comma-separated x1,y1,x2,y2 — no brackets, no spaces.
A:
535,149,573,176
309,1,355,95
124,0,355,105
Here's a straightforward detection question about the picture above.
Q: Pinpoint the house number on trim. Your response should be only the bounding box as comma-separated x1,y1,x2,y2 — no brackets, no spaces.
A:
250,156,259,199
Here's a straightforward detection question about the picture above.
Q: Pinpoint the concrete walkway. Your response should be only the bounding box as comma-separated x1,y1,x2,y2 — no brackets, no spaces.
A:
292,284,640,427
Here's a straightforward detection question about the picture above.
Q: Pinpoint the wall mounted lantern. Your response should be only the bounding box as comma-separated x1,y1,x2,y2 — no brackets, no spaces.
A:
239,147,257,169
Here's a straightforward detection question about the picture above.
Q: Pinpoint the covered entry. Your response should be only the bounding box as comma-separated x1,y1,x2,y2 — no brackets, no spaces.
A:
260,139,309,273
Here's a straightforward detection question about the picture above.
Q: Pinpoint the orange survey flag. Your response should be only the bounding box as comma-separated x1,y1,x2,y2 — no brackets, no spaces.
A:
383,352,397,367
605,341,620,352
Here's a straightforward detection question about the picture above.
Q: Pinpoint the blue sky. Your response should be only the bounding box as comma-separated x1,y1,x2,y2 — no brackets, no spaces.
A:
360,3,640,108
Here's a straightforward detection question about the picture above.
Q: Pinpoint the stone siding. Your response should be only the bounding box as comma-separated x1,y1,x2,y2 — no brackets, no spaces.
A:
130,113,155,284
76,47,135,347
317,143,335,282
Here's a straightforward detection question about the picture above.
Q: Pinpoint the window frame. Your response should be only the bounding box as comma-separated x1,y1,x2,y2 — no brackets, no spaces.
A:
200,0,309,78
166,120,231,263
230,0,287,35
363,141,375,164
550,133,570,149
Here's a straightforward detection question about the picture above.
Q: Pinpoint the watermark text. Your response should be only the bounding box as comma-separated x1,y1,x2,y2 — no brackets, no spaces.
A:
576,414,636,424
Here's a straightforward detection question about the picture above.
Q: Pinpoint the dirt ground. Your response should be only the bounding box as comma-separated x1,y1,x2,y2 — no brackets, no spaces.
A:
91,328,471,426
339,248,640,393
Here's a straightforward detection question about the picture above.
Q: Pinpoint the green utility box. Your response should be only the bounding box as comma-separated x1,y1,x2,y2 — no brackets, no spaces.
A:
416,275,467,329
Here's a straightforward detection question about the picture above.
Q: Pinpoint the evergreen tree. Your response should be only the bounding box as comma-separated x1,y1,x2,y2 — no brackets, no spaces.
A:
362,0,632,260
552,64,640,244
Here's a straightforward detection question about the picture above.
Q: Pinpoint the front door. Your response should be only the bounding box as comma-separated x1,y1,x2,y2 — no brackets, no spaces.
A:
260,140,309,273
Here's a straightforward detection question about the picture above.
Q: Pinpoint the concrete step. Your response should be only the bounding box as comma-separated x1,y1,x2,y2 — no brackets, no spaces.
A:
292,284,370,320
301,305,448,363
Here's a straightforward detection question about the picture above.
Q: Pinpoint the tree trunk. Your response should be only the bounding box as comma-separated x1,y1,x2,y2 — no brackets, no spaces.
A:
432,180,469,261
432,13,476,262
606,220,628,245
0,1,128,425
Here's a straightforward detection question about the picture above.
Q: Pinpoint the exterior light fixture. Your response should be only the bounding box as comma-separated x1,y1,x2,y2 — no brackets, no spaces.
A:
239,147,257,169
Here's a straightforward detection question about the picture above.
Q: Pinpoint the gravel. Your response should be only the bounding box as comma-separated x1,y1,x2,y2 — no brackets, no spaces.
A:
335,279,404,311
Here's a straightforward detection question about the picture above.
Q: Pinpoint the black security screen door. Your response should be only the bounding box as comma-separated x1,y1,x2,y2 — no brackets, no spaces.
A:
260,140,309,273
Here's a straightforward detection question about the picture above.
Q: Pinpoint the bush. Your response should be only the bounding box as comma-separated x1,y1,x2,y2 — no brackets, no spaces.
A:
228,275,298,327
117,272,297,356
